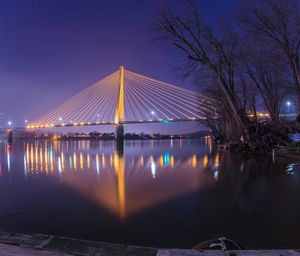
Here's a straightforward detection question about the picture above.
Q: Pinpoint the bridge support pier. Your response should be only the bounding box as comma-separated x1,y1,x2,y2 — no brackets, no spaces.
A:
115,124,124,141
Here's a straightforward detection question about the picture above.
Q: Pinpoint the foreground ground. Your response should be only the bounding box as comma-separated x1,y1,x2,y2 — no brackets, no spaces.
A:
0,232,300,256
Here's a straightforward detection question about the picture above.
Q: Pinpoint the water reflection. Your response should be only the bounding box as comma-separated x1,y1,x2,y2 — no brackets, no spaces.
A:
6,143,11,172
285,163,299,175
1,138,300,249
0,139,216,220
21,140,211,177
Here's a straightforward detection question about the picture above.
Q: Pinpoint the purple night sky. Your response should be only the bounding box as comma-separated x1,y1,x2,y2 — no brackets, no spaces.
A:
0,0,236,134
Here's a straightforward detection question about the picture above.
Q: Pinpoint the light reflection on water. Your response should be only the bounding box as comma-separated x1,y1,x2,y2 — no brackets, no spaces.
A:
0,137,216,219
17,138,216,220
20,139,214,177
0,137,300,249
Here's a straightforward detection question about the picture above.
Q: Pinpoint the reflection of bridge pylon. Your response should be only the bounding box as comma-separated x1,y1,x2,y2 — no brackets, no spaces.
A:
114,66,125,141
113,146,126,219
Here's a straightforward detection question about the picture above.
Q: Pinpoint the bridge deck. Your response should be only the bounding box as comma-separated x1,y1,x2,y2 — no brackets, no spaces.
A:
27,118,207,129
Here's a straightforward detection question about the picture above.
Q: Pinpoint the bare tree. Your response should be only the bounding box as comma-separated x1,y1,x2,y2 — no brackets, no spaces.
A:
240,40,288,123
154,0,297,148
155,1,250,141
239,0,300,113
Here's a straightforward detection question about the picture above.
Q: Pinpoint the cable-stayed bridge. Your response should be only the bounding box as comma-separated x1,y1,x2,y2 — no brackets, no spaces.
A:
27,66,213,139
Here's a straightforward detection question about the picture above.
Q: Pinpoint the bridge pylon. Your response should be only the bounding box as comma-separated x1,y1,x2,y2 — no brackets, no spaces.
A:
114,66,125,140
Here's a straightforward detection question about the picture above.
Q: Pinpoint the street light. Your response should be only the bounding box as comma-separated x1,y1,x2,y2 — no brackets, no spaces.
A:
151,111,156,121
7,121,12,126
286,101,291,112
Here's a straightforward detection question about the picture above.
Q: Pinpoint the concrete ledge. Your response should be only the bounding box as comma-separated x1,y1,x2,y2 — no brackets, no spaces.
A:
1,232,300,256
0,243,72,256
0,232,158,255
157,249,300,256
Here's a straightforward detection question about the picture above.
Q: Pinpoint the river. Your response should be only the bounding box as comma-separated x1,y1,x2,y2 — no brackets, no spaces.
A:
0,138,299,249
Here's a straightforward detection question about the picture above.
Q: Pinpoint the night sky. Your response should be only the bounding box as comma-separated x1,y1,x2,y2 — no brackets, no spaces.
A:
0,0,236,133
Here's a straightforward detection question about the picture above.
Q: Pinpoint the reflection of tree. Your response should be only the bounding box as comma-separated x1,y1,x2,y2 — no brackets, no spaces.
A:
217,153,285,220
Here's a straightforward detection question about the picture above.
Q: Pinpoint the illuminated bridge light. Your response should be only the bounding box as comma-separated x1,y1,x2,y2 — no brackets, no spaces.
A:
73,123,78,126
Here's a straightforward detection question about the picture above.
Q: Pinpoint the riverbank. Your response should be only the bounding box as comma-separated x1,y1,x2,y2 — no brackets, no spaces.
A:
0,232,300,256
9,130,211,141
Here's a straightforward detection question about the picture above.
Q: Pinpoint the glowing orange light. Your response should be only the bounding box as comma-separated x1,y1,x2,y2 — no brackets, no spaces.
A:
203,155,208,167
80,153,83,170
159,155,164,167
170,155,174,168
87,154,91,168
191,154,197,168
214,153,219,167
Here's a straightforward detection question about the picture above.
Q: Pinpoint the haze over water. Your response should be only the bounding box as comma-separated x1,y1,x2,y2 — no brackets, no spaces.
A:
0,138,299,249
